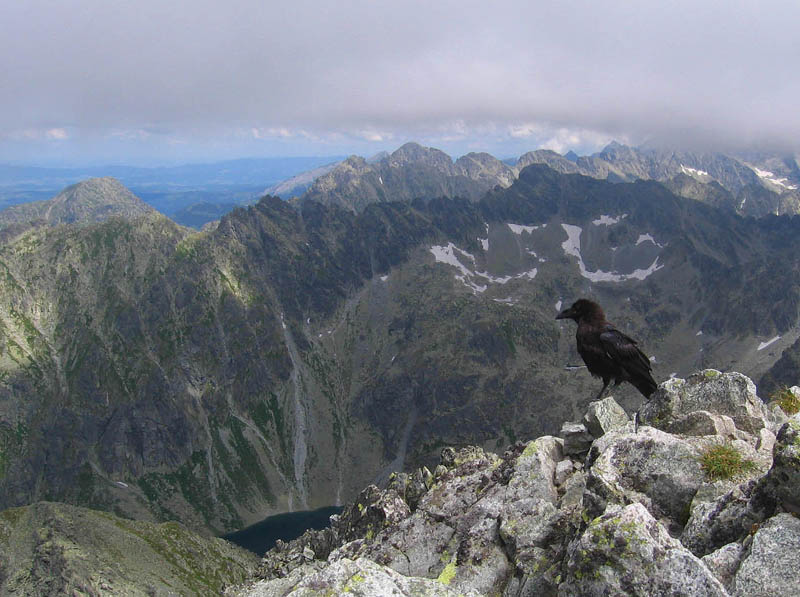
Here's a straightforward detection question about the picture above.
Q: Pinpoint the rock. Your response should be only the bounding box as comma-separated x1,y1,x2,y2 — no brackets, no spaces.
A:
235,371,800,597
499,438,571,595
232,557,483,596
387,467,434,511
336,485,411,545
701,542,744,592
583,396,629,437
733,513,800,596
560,503,728,597
554,459,573,486
681,479,774,557
561,422,593,455
768,415,800,513
667,410,737,438
755,427,776,454
583,426,706,532
641,370,769,434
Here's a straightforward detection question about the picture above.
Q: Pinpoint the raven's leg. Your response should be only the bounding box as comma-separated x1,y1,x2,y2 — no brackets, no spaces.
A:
595,378,611,401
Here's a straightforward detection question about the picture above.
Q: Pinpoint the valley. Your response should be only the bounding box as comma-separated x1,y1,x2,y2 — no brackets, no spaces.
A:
1,150,799,543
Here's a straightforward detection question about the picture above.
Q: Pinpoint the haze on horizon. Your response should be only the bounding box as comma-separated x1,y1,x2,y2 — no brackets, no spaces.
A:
1,0,798,166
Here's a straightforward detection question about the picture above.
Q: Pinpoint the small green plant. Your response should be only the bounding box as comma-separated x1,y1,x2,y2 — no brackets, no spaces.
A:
699,443,755,481
770,386,800,416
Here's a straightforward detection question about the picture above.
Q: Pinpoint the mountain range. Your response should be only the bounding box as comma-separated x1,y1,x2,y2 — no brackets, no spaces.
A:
1,148,800,545
292,141,800,219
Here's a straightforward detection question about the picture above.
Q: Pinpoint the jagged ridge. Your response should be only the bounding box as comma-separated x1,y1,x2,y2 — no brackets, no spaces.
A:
231,370,800,597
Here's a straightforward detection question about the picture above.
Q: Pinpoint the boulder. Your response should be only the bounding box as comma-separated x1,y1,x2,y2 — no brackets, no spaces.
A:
681,479,774,557
561,422,593,455
583,396,629,437
667,410,737,438
583,426,706,532
641,370,769,434
768,415,800,513
560,503,727,597
733,513,800,597
701,542,744,592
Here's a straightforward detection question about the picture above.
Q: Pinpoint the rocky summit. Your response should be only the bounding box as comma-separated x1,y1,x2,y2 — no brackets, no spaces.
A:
228,370,800,597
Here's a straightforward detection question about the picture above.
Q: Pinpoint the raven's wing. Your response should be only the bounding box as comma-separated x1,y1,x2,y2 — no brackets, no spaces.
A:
599,326,657,397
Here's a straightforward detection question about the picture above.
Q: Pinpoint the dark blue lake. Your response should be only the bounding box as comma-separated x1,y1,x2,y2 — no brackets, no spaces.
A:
223,506,343,556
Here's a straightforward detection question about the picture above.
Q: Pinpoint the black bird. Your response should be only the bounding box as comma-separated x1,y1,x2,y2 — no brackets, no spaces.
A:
556,299,657,401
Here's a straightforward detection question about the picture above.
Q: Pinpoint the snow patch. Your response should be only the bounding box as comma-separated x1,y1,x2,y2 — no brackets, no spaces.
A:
430,242,540,293
561,223,664,283
479,238,489,251
379,176,384,185
493,297,516,305
752,167,798,190
116,481,128,488
636,233,664,247
508,223,543,234
680,165,710,178
555,300,562,311
758,336,781,351
696,331,703,336
592,214,627,226
380,275,389,282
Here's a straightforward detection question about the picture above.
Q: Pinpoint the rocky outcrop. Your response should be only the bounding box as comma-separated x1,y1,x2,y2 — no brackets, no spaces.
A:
0,501,258,596
229,370,800,596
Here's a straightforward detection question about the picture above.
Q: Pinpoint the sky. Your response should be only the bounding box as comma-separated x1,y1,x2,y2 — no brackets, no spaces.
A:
1,1,799,166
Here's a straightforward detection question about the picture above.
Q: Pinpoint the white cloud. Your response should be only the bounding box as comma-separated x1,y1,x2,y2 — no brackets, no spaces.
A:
1,0,799,161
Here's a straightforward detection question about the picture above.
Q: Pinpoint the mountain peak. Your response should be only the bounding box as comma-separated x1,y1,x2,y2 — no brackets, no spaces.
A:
0,177,156,230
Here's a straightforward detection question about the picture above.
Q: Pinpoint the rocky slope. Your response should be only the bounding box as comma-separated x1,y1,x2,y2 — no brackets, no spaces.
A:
0,177,156,233
0,500,258,595
229,370,800,597
518,143,800,217
3,167,800,537
301,142,516,212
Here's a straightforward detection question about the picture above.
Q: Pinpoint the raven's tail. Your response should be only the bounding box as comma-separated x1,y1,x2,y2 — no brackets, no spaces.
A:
630,372,658,398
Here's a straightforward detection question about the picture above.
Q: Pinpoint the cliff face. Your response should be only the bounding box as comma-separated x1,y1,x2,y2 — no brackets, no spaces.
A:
230,370,800,597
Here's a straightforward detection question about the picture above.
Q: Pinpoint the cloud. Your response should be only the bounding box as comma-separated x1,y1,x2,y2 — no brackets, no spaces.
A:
45,128,68,140
1,0,799,161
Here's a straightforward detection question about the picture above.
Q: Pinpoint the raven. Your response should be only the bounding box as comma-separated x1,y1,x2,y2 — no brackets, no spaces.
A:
556,299,657,401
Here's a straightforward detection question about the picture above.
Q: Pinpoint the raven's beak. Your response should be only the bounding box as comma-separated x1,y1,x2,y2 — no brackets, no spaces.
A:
556,308,572,320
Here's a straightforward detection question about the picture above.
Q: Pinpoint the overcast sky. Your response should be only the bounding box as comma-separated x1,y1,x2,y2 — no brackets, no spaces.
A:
1,0,798,165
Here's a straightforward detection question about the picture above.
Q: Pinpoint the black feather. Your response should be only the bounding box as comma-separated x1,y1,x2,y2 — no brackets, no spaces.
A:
557,299,657,400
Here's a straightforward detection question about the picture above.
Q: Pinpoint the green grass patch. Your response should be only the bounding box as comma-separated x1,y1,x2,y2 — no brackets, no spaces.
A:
699,443,756,481
770,386,800,416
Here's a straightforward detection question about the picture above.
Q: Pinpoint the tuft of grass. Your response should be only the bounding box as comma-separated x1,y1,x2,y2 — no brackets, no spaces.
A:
699,443,756,481
770,386,800,416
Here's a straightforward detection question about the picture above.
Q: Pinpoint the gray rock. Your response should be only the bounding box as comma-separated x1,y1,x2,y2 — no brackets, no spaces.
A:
561,422,593,455
702,542,744,591
668,410,738,438
768,415,800,513
233,557,483,596
560,503,728,596
755,428,776,454
554,459,573,486
681,479,774,557
641,370,768,434
733,513,800,597
583,426,706,532
583,396,629,437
